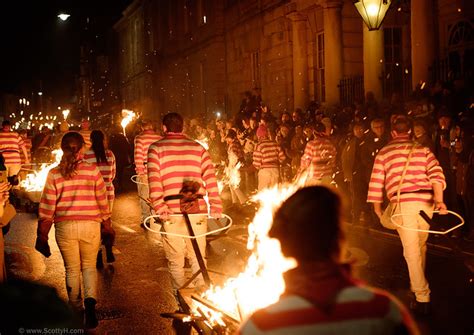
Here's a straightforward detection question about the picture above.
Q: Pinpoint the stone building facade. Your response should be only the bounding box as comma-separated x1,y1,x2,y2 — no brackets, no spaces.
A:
114,0,473,120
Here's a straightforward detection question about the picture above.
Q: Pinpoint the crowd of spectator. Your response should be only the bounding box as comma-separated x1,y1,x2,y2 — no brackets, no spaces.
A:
183,87,474,241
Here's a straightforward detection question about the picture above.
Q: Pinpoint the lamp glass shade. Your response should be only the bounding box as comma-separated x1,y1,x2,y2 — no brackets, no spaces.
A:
354,0,391,31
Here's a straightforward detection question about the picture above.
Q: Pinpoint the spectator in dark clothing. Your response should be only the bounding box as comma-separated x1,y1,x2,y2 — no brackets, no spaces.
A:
108,126,131,193
413,119,434,151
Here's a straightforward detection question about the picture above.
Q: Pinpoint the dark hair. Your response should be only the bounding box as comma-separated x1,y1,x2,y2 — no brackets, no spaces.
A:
59,132,84,179
90,130,107,163
392,115,411,134
163,113,184,133
269,186,343,262
313,122,326,135
226,129,237,139
2,120,10,127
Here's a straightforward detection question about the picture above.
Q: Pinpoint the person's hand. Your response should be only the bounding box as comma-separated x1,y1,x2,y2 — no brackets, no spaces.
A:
35,237,51,258
211,211,222,220
157,206,173,221
435,201,448,215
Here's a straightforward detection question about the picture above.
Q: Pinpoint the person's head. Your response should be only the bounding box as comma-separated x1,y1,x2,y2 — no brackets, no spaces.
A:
2,120,11,131
59,122,69,133
321,117,332,136
437,114,452,130
225,120,233,130
269,186,344,262
141,119,155,131
281,112,291,124
242,117,250,129
313,122,326,137
225,129,237,144
256,124,268,140
295,125,303,135
249,117,257,129
292,109,303,122
59,132,85,179
413,120,428,139
370,119,385,138
162,112,184,133
81,119,90,130
391,116,411,136
353,122,365,139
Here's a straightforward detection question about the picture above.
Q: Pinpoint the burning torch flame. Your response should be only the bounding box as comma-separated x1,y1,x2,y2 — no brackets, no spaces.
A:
192,175,308,324
20,150,63,192
62,109,70,120
121,109,136,136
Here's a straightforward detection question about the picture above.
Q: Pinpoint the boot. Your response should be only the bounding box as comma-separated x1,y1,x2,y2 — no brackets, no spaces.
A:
84,298,98,329
96,249,104,269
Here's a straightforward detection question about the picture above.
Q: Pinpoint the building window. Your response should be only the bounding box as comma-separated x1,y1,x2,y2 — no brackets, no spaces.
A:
383,27,404,98
251,51,261,89
316,33,325,102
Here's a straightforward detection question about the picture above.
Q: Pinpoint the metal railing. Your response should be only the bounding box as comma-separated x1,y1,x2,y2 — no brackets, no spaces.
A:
338,75,364,106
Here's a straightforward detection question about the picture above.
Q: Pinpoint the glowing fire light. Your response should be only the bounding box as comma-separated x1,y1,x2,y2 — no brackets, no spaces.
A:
121,109,136,136
62,109,70,120
196,137,209,150
192,176,308,324
20,150,63,192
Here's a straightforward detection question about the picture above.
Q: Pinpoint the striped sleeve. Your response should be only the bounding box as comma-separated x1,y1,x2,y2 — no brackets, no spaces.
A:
367,153,385,203
253,144,263,169
300,141,313,170
94,168,111,220
278,146,286,163
39,171,58,222
134,136,145,174
425,148,446,189
147,145,167,213
201,149,222,214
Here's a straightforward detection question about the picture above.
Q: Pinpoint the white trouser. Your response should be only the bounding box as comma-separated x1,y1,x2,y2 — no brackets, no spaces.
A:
137,175,151,222
6,164,21,177
257,168,279,191
229,186,246,204
162,214,208,290
55,220,101,309
395,201,433,303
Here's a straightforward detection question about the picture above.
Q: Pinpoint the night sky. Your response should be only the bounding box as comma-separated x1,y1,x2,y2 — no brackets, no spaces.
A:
0,0,131,103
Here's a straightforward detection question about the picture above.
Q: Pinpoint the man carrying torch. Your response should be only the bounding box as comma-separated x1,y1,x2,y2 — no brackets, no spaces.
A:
147,112,222,292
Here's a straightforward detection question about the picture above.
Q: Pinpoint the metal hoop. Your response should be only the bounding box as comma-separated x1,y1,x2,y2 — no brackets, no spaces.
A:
391,210,464,234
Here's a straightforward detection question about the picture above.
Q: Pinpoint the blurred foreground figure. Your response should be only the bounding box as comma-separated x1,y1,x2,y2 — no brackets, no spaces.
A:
239,186,418,335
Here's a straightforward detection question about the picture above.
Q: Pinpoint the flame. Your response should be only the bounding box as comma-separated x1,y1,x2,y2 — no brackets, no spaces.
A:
62,109,70,120
20,150,63,192
192,175,308,325
121,109,136,136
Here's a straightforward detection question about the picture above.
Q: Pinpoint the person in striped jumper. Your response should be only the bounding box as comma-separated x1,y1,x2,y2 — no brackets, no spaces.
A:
147,112,222,291
299,122,337,186
83,130,116,211
0,120,29,176
79,119,92,151
239,186,418,335
83,130,117,267
253,124,285,191
368,116,447,315
35,132,113,329
134,120,162,225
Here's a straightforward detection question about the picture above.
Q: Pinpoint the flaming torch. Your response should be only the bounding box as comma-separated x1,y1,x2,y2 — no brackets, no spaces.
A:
121,109,136,136
62,109,70,120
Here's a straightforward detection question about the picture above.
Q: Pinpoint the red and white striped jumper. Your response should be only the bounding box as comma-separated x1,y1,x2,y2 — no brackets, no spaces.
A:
20,134,32,163
134,130,162,175
0,130,27,175
79,130,92,150
252,139,286,169
147,132,222,215
239,265,418,335
253,139,286,190
39,161,110,223
83,149,116,211
300,136,337,181
367,135,446,205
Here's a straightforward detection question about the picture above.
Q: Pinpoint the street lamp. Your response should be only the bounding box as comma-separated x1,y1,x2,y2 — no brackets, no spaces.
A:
58,13,71,21
353,0,391,31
